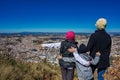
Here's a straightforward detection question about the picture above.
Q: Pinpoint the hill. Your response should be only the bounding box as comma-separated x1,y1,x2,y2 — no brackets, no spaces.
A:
0,53,61,80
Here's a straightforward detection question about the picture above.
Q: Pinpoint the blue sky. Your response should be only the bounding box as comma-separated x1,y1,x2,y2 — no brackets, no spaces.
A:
0,0,120,33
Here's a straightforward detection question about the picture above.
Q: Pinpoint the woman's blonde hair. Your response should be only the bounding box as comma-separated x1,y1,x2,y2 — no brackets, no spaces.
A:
95,18,107,30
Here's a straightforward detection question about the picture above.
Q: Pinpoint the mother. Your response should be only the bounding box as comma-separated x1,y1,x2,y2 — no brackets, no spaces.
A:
84,18,112,80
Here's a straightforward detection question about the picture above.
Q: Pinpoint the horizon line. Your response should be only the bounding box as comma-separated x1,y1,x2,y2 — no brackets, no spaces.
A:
0,31,120,34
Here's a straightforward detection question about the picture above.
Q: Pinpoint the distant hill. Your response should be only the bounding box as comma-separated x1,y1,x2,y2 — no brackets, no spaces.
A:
0,32,120,36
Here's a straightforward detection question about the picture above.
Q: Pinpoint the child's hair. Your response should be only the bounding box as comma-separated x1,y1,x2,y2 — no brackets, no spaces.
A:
79,44,87,53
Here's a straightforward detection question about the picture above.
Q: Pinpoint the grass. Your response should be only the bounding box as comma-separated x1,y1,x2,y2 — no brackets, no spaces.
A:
0,53,61,80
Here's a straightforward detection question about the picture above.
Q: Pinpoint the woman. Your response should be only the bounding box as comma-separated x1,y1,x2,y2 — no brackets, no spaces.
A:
84,18,112,80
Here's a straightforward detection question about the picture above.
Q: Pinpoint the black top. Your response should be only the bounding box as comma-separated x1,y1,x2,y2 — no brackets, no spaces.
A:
85,29,112,69
59,40,78,68
60,39,78,57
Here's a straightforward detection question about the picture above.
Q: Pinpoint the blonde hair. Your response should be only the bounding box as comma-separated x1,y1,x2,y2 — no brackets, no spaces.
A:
95,18,107,30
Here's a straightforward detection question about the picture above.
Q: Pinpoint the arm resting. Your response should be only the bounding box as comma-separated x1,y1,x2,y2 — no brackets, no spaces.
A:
73,49,90,66
90,55,100,65
62,57,75,62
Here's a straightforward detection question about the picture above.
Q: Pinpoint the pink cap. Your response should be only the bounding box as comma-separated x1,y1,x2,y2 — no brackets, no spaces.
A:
66,31,75,40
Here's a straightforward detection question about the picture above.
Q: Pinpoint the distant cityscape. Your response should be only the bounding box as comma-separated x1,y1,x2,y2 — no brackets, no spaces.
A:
0,32,120,64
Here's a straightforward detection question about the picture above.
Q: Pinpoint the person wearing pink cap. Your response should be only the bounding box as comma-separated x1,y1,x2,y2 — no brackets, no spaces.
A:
59,31,78,80
65,31,75,41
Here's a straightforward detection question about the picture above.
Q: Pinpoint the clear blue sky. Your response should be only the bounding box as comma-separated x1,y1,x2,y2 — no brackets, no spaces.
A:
0,0,120,33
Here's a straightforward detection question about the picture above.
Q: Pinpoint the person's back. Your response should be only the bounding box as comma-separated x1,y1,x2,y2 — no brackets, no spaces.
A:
60,39,77,57
76,44,100,80
59,31,77,80
90,29,111,68
75,54,93,80
59,31,78,68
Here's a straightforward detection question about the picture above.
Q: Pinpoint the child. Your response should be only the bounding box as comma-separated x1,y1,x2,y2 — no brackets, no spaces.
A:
59,31,78,80
58,44,100,80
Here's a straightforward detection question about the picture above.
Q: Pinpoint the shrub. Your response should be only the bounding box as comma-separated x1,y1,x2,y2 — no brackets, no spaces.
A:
104,56,120,80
